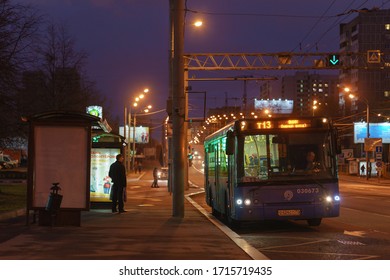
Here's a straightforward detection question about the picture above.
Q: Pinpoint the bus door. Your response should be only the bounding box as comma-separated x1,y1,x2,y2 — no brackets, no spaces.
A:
206,143,216,207
217,137,229,213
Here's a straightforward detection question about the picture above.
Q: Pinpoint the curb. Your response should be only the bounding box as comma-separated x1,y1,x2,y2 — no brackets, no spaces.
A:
0,208,26,221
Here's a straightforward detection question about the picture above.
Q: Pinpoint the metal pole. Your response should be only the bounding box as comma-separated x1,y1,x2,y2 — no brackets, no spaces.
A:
128,108,132,172
132,112,136,173
172,0,185,217
366,103,370,180
124,106,128,171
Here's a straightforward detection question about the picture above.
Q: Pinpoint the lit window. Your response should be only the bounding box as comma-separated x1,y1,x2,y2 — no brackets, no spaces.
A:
385,24,390,30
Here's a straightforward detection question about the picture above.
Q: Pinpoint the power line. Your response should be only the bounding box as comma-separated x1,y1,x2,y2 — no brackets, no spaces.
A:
186,8,336,19
291,0,337,52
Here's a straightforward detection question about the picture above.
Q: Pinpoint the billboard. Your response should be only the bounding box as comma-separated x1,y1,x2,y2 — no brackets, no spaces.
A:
119,126,150,143
254,99,293,114
354,122,390,143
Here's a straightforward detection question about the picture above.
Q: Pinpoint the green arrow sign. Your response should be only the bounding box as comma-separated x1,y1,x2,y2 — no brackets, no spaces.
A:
328,54,340,66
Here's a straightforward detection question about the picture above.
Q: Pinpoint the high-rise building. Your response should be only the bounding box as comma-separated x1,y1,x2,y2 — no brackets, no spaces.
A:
281,72,339,117
339,8,390,114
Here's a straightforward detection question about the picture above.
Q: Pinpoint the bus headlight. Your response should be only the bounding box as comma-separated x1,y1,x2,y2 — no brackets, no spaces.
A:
325,195,340,203
236,198,251,206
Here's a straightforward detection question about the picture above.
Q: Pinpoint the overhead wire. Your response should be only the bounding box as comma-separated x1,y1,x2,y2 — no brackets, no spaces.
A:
307,0,376,52
291,0,338,52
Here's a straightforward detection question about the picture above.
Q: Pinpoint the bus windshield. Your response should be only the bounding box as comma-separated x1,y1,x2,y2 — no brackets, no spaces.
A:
239,131,336,182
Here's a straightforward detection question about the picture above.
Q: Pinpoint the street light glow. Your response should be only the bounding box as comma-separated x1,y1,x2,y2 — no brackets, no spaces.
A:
194,20,203,27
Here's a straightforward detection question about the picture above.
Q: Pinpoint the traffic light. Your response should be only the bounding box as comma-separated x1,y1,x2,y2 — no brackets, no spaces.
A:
328,54,340,66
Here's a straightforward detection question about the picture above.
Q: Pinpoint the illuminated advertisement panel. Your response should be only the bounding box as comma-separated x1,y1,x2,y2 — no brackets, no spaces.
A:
86,105,103,119
119,126,150,143
254,99,294,114
354,122,390,143
90,148,120,202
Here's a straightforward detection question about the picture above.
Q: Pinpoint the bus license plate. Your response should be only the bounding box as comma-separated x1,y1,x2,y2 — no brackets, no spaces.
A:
278,209,301,216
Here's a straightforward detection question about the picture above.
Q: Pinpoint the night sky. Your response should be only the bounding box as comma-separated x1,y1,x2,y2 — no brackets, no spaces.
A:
18,0,390,123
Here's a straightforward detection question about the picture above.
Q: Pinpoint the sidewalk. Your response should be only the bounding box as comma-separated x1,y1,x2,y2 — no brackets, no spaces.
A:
0,162,263,260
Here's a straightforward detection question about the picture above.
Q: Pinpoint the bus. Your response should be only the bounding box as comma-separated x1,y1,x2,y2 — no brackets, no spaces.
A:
204,117,340,227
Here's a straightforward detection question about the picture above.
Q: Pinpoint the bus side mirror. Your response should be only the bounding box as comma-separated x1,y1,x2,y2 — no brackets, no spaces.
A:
334,129,342,154
226,131,234,155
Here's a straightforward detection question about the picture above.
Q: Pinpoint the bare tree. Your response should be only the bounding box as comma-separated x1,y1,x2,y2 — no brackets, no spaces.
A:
33,22,88,110
0,0,41,142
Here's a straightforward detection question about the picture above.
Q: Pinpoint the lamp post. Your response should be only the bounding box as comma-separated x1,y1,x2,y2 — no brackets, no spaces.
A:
347,88,370,180
131,104,152,172
124,106,128,170
170,0,186,217
127,89,149,172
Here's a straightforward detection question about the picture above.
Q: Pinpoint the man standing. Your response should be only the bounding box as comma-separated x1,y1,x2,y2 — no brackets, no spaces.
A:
109,154,127,213
151,167,159,188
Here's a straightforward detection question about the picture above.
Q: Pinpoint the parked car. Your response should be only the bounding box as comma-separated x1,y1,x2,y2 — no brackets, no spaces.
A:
0,160,12,169
0,155,18,168
157,167,168,180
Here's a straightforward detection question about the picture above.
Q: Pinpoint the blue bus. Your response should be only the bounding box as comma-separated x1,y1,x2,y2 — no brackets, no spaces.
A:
204,117,340,227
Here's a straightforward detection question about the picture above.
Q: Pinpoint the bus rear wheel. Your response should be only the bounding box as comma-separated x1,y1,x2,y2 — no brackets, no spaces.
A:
307,218,322,226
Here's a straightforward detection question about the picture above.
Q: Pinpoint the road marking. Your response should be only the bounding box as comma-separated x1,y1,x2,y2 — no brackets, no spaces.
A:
258,249,377,260
337,240,366,246
260,239,330,250
344,230,366,237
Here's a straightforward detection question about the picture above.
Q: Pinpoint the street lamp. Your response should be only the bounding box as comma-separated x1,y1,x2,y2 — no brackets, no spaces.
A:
347,89,370,180
312,100,318,116
125,89,150,172
194,20,203,27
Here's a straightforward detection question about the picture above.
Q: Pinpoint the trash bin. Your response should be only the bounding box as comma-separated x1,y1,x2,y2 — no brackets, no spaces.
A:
45,182,62,213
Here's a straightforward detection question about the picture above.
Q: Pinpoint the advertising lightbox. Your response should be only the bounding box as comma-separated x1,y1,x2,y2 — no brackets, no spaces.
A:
119,126,150,143
354,122,390,143
86,105,103,119
90,148,120,202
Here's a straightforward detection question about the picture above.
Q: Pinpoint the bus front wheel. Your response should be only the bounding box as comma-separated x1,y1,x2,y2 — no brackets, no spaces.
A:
307,218,322,226
225,199,241,229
